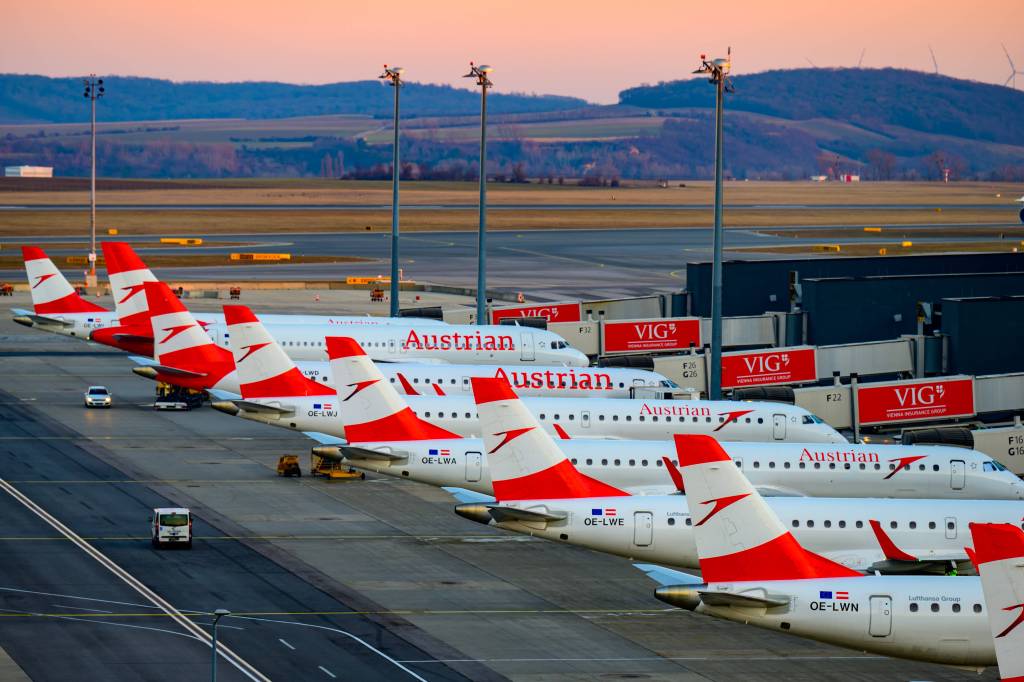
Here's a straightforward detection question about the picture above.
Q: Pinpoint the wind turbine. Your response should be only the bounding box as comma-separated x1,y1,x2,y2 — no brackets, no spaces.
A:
928,45,939,74
857,48,866,68
1003,43,1023,89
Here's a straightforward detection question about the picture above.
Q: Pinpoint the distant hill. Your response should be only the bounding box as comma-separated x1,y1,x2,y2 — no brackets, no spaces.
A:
0,74,587,124
620,68,1024,147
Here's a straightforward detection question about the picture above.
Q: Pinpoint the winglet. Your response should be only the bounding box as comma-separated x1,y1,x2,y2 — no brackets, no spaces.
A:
432,383,447,396
396,372,420,396
552,423,570,440
868,519,917,562
662,456,685,493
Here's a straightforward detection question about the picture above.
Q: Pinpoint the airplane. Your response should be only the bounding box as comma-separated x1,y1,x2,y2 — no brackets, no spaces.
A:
973,522,1024,679
443,377,1024,574
213,335,847,443
134,304,671,398
11,246,116,339
310,342,1024,500
634,433,1012,668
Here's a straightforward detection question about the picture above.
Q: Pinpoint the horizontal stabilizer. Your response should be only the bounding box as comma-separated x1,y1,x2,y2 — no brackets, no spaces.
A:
633,563,704,587
486,505,567,524
339,445,409,462
303,431,346,446
15,313,73,326
148,363,207,379
114,332,155,343
698,590,790,609
208,388,242,401
232,400,295,415
442,487,495,504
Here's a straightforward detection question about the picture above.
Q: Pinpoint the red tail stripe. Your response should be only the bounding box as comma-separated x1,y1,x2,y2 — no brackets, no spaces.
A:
699,533,863,584
240,368,332,399
674,433,731,466
223,304,260,326
471,376,519,404
34,292,107,314
344,407,461,444
143,281,187,316
492,459,629,501
89,325,154,356
326,336,366,359
21,246,48,262
101,242,148,274
970,523,1024,566
155,347,233,390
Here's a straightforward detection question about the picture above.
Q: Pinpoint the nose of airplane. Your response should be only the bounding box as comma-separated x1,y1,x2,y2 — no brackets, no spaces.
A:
566,348,590,367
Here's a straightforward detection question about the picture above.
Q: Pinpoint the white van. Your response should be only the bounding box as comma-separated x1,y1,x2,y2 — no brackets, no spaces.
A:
151,507,192,548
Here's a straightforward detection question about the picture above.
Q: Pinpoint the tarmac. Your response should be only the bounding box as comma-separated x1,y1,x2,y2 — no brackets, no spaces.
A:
0,291,1000,680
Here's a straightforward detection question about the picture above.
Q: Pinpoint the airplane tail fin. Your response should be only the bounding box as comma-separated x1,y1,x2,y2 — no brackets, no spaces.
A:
101,242,158,326
223,305,330,398
472,376,627,501
144,281,232,388
676,434,862,584
971,522,1024,680
21,246,106,314
325,336,461,444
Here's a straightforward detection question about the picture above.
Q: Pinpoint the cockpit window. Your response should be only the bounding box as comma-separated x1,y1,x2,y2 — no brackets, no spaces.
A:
801,414,825,424
660,380,679,388
984,461,1009,472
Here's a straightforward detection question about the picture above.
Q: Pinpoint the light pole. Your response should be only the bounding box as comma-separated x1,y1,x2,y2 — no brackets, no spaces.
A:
83,75,104,287
693,50,733,399
211,608,230,682
465,62,493,325
380,65,404,317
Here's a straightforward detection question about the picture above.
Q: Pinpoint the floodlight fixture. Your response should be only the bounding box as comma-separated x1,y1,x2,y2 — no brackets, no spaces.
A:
380,64,405,315
465,61,493,324
464,62,494,89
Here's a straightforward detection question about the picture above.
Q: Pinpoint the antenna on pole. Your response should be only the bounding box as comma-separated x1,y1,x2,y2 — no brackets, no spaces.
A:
857,48,866,68
928,45,939,74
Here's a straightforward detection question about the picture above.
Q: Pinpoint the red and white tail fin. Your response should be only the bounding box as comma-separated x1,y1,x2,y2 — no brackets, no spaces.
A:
675,434,861,584
971,522,1024,681
145,282,232,389
325,336,460,444
101,242,158,327
472,376,627,501
224,305,330,398
21,246,106,314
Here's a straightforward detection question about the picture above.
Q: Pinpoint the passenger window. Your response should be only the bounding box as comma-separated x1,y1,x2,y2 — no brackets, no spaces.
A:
629,459,636,466
792,520,800,528
641,460,648,467
586,459,593,465
823,520,831,528
601,459,608,466
614,459,621,466
807,520,814,528
891,521,898,529
571,458,577,464
929,521,936,529
685,518,692,526
856,521,863,528
974,604,983,613
838,520,846,528
909,521,917,529
784,462,790,469
930,603,939,613
952,603,961,613
753,461,760,469
910,603,918,613
668,518,676,526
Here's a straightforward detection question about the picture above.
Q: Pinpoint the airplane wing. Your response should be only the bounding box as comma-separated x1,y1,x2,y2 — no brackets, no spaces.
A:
753,485,807,498
232,400,295,415
113,332,154,343
339,445,409,462
698,590,790,609
303,431,346,445
633,563,704,586
208,388,242,401
486,505,567,524
146,363,207,378
11,310,73,326
442,487,495,504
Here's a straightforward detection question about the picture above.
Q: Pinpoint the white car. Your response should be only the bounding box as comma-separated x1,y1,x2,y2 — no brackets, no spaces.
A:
151,507,192,549
84,386,112,408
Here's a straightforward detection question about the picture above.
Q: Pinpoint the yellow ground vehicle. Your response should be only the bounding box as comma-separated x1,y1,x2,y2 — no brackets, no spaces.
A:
276,455,301,477
309,453,365,480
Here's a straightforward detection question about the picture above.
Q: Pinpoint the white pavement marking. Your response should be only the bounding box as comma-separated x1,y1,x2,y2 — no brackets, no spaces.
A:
318,665,337,678
0,607,199,641
279,638,295,650
51,604,113,614
0,477,269,682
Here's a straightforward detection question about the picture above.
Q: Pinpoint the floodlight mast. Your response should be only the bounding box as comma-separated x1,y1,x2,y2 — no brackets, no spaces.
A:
380,65,404,316
465,62,493,324
692,49,733,399
83,75,105,287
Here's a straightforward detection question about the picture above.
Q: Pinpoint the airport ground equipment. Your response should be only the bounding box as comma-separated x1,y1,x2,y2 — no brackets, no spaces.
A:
309,453,365,481
153,382,203,411
276,455,301,477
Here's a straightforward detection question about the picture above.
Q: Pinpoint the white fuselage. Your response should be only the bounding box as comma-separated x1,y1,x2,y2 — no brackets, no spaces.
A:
206,322,589,366
696,576,993,666
473,495,1021,572
341,440,1024,500
233,395,846,443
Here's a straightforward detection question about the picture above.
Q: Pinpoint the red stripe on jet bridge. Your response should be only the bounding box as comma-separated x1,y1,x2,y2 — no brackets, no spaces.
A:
326,336,367,359
344,407,462,444
674,433,731,467
223,304,260,326
970,523,1024,566
101,242,149,274
698,533,863,584
240,368,332,399
471,376,519,405
21,246,49,262
492,459,629,502
34,292,107,314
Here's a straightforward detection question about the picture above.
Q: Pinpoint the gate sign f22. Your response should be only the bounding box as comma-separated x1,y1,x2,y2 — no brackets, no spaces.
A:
720,347,817,389
490,302,581,324
602,317,701,354
857,376,976,425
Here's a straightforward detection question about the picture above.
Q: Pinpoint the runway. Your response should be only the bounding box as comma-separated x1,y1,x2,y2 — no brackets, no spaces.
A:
0,295,999,681
0,202,1014,211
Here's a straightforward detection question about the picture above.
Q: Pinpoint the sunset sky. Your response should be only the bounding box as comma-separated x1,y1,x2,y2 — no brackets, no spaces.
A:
3,0,1021,103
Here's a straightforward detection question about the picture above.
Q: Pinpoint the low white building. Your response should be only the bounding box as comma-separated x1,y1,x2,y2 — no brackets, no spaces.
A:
4,166,53,178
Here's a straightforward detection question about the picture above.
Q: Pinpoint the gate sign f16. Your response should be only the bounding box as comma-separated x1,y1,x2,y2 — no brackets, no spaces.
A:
857,376,976,425
721,346,818,389
602,317,701,354
491,302,582,324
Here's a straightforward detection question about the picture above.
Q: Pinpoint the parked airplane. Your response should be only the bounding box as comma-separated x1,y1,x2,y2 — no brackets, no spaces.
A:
313,344,1024,499
214,336,846,442
11,246,116,338
443,377,1023,573
973,522,1024,679
138,304,668,398
635,434,1010,668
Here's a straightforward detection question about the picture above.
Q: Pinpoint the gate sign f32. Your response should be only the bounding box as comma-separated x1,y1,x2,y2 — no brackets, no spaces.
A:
491,302,581,324
857,376,976,425
602,317,701,354
720,346,817,389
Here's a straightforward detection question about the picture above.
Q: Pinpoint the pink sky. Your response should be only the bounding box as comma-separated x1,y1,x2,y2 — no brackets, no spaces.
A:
3,0,1021,103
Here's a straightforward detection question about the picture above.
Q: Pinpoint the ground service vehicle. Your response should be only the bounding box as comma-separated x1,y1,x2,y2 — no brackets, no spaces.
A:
151,508,192,549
